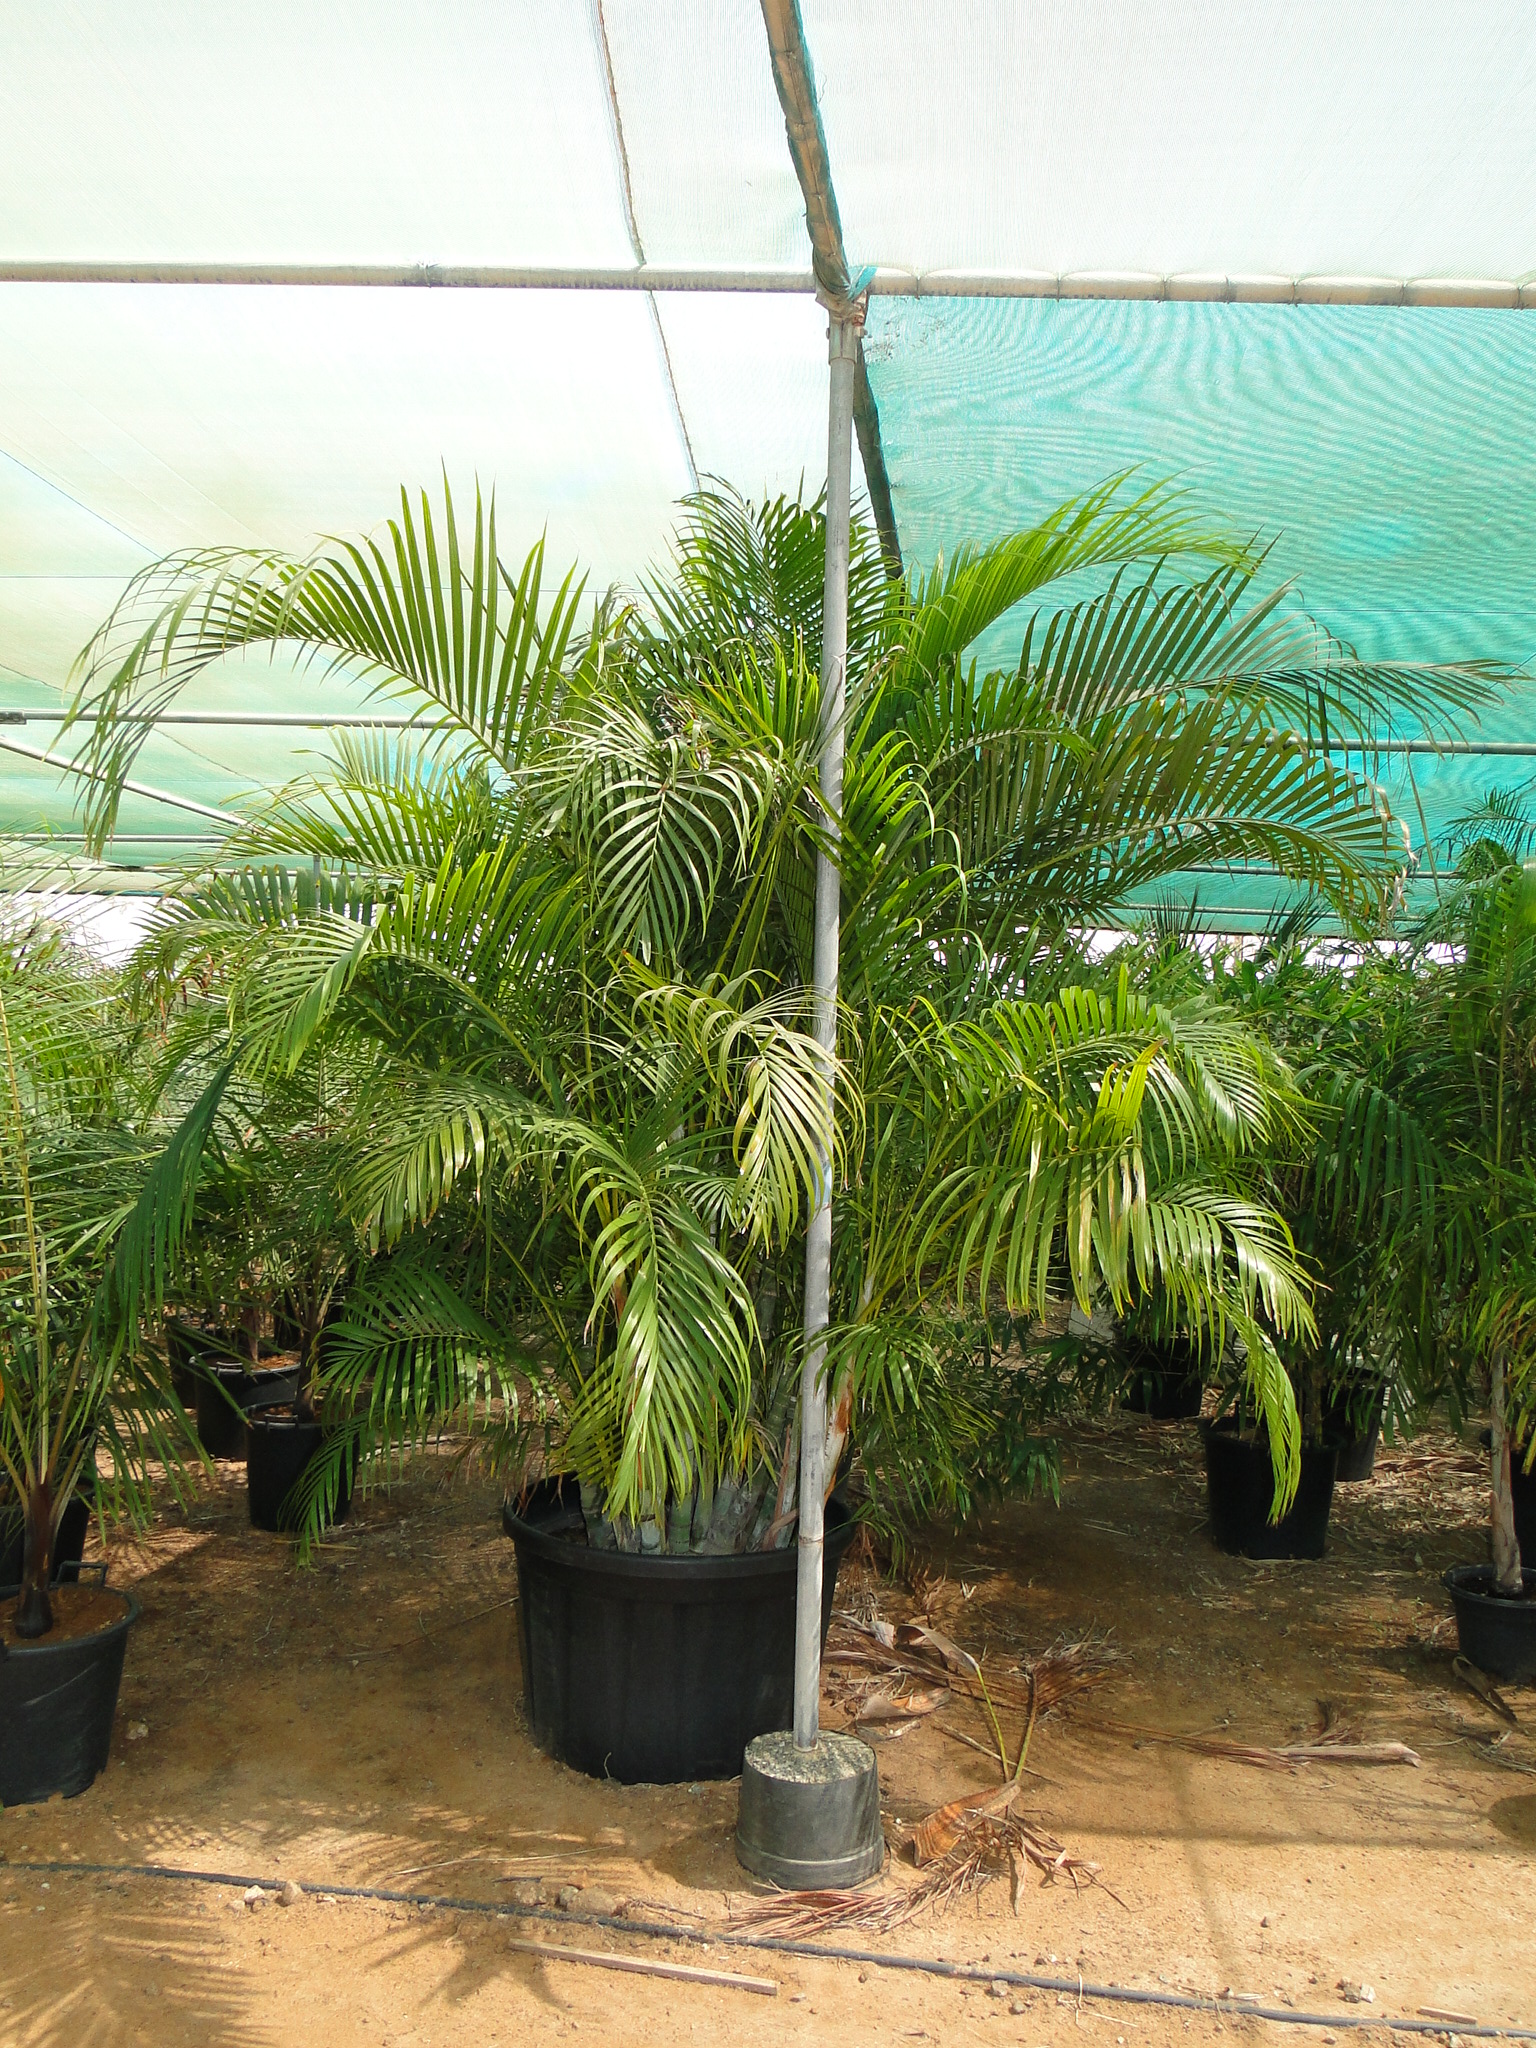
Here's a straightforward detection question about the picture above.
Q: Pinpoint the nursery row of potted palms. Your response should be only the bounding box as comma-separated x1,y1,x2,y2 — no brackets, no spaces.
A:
4,473,1527,1806
1091,837,1536,1664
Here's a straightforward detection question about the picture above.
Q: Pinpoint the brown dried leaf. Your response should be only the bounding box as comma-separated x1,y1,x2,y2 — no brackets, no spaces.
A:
856,1685,950,1724
894,1622,978,1674
910,1781,1019,1866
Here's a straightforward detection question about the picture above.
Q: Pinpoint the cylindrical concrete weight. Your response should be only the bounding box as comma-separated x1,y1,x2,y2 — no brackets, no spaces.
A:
735,1729,884,1889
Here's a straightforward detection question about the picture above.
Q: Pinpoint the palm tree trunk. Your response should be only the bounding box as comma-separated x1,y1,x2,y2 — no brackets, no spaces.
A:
14,1473,54,1638
1490,1348,1523,1594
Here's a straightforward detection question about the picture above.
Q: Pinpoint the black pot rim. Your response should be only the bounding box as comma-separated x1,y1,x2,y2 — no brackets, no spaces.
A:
1442,1562,1536,1605
1200,1416,1343,1461
503,1489,854,1586
0,1584,140,1654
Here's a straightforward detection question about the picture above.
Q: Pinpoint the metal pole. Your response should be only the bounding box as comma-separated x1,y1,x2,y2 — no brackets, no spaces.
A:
793,309,859,1752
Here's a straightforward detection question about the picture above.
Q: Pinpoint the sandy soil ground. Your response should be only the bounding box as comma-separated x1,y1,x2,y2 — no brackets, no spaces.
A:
1,1419,1533,2048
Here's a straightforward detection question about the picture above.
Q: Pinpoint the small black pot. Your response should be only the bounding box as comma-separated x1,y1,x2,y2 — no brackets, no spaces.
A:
196,1362,301,1460
245,1412,353,1532
1443,1564,1536,1683
1203,1421,1339,1559
1326,1382,1388,1482
503,1481,858,1784
0,1583,140,1804
1121,1338,1205,1420
0,1490,92,1589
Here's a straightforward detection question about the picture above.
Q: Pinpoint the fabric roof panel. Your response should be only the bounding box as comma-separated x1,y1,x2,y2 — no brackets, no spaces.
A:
601,0,810,268
866,296,1536,681
804,1,1536,282
656,293,870,511
0,1,634,267
0,285,699,708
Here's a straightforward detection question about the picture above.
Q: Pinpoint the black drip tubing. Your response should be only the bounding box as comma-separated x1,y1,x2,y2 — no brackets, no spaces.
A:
3,1859,1529,2041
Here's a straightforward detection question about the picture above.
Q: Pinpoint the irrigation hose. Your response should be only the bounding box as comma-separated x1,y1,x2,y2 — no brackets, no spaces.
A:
2,1859,1530,2039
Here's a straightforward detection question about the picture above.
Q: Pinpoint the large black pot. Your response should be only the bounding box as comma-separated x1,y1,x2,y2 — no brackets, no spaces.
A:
1477,1430,1536,1561
196,1362,300,1460
246,1412,354,1532
1444,1564,1536,1684
1204,1420,1339,1559
0,1583,139,1803
503,1481,858,1784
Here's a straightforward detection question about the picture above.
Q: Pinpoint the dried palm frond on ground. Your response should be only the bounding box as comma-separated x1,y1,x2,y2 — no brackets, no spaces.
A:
824,1607,1116,1741
1079,1711,1421,1771
734,1784,1121,1939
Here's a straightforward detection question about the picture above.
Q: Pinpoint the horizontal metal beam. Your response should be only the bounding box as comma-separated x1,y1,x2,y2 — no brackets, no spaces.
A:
0,261,817,293
1,832,220,844
870,270,1536,309
2,261,1533,309
3,713,1532,757
0,710,430,728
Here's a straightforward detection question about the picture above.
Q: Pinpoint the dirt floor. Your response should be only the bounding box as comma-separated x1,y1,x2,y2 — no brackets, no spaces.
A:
2,1418,1533,2048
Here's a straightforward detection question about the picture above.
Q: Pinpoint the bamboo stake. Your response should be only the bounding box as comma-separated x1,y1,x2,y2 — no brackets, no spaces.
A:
504,1936,777,1997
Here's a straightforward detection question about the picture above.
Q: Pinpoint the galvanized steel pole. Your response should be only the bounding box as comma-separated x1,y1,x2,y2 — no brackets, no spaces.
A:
793,308,859,1751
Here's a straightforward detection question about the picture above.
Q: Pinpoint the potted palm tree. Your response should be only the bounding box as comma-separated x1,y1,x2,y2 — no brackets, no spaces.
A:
0,923,203,1804
1191,922,1443,1555
1406,814,1536,1679
65,478,1487,1773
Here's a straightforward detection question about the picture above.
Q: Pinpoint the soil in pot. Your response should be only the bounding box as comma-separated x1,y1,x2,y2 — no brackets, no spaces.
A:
503,1480,858,1784
1443,1565,1536,1684
0,1581,139,1804
196,1360,301,1460
1204,1419,1339,1559
246,1409,354,1532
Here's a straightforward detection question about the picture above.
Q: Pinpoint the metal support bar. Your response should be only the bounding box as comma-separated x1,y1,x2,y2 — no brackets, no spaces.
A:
793,312,858,1752
2,713,1531,755
0,261,816,292
0,711,433,729
0,732,240,824
3,261,1533,309
2,710,1531,756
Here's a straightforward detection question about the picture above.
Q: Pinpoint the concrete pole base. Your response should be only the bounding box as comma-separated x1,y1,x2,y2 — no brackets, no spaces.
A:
735,1729,884,1889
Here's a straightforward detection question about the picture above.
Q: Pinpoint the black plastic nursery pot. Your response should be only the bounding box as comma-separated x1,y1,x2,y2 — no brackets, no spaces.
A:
1443,1565,1536,1684
1477,1430,1536,1561
0,1489,91,1589
502,1480,858,1784
195,1361,301,1460
1121,1342,1205,1420
1517,1454,1536,1563
1326,1383,1388,1483
0,1581,140,1804
1203,1420,1339,1560
245,1412,353,1532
